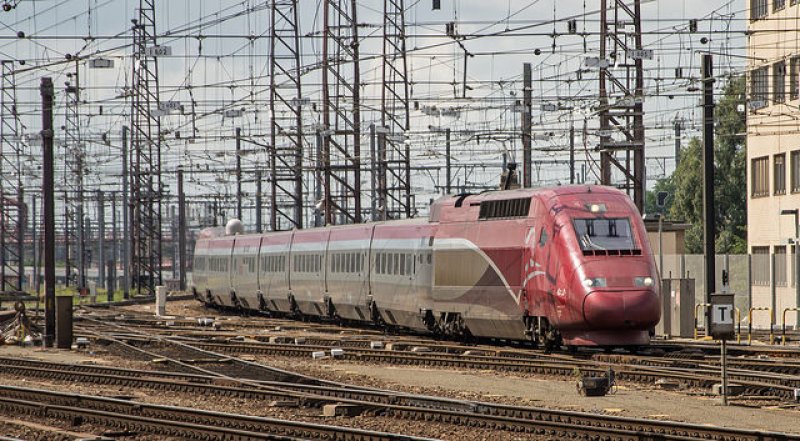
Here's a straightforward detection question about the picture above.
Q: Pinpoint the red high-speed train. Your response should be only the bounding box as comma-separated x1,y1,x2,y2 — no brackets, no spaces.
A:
191,185,661,349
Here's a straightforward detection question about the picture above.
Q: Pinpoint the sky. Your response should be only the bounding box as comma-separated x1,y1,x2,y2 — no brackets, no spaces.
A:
0,0,747,227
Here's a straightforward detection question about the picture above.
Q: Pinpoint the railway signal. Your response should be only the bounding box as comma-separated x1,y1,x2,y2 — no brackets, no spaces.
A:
708,293,735,406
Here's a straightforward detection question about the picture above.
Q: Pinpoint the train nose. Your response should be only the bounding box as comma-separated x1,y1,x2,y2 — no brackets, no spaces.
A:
582,290,660,329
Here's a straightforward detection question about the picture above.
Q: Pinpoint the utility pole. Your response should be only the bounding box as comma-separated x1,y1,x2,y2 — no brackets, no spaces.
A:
111,195,117,295
130,0,163,296
674,119,682,167
381,0,411,218
322,0,362,225
376,126,388,220
235,128,242,221
97,190,106,300
170,206,177,280
445,128,452,194
31,194,38,295
255,169,262,233
121,126,130,299
270,0,304,230
370,124,378,220
177,167,186,291
63,192,70,286
64,65,86,294
702,54,716,303
522,63,532,188
598,0,646,212
569,124,575,185
0,60,26,294
40,77,55,347
314,131,324,227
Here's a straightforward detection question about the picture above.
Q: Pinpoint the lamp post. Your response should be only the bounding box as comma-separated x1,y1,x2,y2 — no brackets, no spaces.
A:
781,208,800,329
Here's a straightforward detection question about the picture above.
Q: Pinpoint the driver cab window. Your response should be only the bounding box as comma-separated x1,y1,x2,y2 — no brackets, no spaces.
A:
539,228,548,247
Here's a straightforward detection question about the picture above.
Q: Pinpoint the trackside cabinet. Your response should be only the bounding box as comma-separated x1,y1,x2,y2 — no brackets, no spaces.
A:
656,278,695,338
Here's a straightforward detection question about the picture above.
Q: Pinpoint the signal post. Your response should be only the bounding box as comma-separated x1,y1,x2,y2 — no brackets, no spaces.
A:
708,293,736,406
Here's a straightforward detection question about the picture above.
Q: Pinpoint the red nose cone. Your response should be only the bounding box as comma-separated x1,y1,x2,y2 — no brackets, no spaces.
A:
583,290,660,329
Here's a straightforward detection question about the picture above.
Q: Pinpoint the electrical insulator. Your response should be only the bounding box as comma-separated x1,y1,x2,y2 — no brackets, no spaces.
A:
568,19,577,34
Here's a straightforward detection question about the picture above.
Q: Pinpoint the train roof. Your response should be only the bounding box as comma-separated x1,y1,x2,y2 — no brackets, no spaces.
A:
197,216,431,241
429,185,624,222
196,185,628,240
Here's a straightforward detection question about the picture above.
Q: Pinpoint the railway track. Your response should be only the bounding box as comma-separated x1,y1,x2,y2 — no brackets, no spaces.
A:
82,306,800,357
1,358,798,441
147,336,800,400
76,314,800,400
0,385,435,441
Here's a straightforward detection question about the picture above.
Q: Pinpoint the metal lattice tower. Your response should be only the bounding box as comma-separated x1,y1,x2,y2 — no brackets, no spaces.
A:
378,0,411,220
322,0,362,225
269,0,303,231
63,69,86,290
130,0,163,295
598,0,645,212
0,60,25,293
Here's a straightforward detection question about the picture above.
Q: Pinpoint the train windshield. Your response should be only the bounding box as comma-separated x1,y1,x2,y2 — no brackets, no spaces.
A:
572,218,636,251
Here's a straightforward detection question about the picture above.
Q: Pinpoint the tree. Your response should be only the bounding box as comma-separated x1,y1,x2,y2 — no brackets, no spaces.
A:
649,75,746,254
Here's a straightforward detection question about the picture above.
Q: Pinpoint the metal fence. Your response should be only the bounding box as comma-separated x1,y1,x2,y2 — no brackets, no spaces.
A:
658,253,799,330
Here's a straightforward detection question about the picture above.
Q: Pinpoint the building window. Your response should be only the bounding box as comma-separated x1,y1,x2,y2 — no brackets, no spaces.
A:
752,246,770,286
751,156,770,197
750,66,769,108
775,153,786,194
775,0,786,11
774,61,786,104
791,57,800,100
751,0,768,19
776,246,788,287
792,151,800,193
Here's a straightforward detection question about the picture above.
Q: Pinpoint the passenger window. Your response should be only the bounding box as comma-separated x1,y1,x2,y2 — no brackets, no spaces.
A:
399,254,406,275
539,229,548,247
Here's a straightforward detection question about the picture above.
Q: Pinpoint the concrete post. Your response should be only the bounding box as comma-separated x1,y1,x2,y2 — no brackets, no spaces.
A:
155,285,167,316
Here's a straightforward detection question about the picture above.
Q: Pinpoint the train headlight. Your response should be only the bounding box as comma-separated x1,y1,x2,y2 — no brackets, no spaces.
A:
634,276,654,287
585,203,608,214
582,277,607,288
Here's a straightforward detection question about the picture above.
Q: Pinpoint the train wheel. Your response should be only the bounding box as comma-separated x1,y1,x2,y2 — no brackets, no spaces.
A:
542,328,562,354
